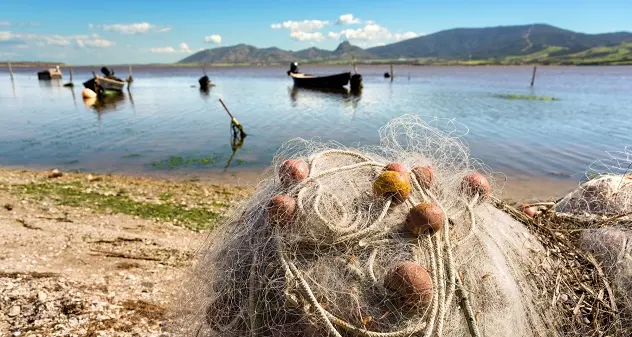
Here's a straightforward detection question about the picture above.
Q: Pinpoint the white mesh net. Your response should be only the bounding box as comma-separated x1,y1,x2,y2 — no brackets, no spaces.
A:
179,115,562,337
555,146,632,218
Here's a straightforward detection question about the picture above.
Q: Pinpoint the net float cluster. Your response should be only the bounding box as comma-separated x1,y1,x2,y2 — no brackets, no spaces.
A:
266,158,491,310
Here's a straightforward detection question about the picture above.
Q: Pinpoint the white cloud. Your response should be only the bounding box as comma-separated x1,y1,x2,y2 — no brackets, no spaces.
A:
394,32,418,41
179,42,192,53
0,31,14,41
290,31,324,41
77,35,115,48
365,20,375,25
90,22,170,35
150,46,176,53
150,42,193,53
204,34,222,44
1,31,114,48
270,19,329,43
0,21,10,26
44,35,72,46
336,14,361,25
279,20,329,32
328,23,420,46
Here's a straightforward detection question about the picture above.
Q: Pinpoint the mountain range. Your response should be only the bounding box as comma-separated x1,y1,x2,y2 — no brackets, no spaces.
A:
178,24,632,65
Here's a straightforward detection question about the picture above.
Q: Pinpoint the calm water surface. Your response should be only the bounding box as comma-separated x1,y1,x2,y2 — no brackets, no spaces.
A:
1,65,631,197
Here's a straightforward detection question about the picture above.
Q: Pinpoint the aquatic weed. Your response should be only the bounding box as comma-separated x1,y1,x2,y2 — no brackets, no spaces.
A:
494,94,559,101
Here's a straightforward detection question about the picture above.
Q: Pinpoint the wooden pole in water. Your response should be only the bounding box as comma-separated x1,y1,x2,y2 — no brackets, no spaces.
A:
530,66,537,87
390,63,394,82
63,67,74,87
8,62,14,80
127,65,133,84
352,56,358,74
219,98,247,139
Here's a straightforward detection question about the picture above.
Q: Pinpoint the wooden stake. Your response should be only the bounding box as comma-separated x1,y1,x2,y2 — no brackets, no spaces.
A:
127,65,133,84
390,63,394,82
530,66,537,87
63,67,74,87
219,98,246,139
8,62,14,80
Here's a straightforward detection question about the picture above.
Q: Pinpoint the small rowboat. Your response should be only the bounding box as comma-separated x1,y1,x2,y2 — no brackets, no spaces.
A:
95,75,125,92
83,75,126,93
289,72,351,88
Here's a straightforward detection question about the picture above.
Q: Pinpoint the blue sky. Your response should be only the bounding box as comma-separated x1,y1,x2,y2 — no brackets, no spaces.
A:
1,0,631,65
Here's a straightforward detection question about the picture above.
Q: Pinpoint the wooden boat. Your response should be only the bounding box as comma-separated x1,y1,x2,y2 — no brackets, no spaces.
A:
83,75,126,93
37,66,62,80
96,75,125,91
289,72,351,88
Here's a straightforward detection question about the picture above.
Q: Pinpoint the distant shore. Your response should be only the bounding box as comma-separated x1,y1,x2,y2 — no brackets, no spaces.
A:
3,60,631,68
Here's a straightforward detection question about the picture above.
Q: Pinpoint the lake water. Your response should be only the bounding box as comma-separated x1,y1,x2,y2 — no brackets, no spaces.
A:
1,65,631,199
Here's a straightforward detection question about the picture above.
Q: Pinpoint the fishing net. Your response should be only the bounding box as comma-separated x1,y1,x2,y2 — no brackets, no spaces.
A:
555,146,632,218
549,146,632,333
180,115,561,337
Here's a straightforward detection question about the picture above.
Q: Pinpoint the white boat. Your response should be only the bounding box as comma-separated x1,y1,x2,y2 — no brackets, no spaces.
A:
83,75,126,93
96,75,125,91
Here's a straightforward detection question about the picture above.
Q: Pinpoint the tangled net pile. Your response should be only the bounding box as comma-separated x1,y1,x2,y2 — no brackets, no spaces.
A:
556,146,632,217
182,115,558,337
554,146,632,331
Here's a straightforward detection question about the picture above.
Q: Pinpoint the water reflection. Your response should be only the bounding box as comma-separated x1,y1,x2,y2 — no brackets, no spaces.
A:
69,86,77,107
127,89,136,113
224,128,246,171
11,78,16,97
199,86,211,101
288,86,362,109
38,79,62,89
83,92,126,119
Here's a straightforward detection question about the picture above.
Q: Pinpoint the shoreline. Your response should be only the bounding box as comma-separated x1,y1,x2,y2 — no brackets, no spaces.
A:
0,168,254,336
4,62,632,68
0,164,577,202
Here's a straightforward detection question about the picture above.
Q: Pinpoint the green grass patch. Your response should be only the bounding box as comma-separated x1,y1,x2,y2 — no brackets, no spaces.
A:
123,153,142,158
151,155,218,170
158,192,173,201
19,182,221,230
494,94,559,101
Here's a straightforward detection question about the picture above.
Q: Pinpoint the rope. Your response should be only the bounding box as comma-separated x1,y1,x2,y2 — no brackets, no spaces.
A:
248,252,259,336
309,149,376,173
367,248,379,283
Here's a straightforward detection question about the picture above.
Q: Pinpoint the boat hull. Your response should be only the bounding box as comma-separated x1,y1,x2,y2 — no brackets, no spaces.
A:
97,77,125,92
83,76,125,93
290,72,351,88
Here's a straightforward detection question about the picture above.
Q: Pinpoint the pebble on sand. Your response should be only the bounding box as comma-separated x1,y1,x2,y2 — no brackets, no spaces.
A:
49,169,63,178
8,305,21,317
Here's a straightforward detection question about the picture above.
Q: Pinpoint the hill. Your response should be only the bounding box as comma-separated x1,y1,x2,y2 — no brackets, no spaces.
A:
367,24,632,59
178,24,632,65
177,41,373,64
